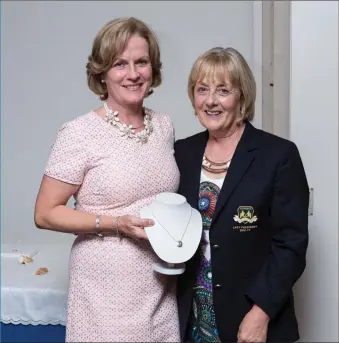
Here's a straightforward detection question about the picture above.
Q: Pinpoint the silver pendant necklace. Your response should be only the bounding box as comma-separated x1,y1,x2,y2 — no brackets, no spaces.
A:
151,208,192,247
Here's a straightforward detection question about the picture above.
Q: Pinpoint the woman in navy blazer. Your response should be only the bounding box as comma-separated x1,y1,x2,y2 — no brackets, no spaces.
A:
174,47,309,343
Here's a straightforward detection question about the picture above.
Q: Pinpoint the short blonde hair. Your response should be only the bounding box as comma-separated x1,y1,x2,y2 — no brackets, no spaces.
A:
188,47,256,121
86,17,162,100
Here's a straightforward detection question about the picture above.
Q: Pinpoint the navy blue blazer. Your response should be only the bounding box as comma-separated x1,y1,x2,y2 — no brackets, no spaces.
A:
174,121,309,342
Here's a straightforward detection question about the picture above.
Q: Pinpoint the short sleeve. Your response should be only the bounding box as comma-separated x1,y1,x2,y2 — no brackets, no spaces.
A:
170,117,176,143
44,122,89,185
163,112,176,144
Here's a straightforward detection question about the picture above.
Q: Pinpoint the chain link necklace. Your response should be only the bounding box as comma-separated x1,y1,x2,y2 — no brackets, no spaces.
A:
152,208,192,247
103,102,153,144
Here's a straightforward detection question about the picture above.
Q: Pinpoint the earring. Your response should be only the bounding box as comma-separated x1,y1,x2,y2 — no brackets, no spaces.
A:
147,88,154,96
101,79,105,83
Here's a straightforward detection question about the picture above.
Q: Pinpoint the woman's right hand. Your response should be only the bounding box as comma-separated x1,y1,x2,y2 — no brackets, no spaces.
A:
116,215,154,240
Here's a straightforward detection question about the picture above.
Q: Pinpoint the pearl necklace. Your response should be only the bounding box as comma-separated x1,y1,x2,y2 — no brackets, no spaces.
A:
151,208,192,247
103,102,153,144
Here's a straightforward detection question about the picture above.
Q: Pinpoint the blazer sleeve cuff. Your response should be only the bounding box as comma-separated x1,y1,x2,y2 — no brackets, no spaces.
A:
244,285,283,320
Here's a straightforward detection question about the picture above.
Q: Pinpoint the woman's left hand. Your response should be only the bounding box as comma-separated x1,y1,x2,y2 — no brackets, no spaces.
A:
237,305,269,342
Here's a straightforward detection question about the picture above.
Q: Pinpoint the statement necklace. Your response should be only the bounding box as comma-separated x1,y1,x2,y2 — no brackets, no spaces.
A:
202,155,232,174
103,102,153,144
152,208,192,247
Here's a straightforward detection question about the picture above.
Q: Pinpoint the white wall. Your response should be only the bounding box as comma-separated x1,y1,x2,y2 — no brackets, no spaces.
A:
290,2,338,342
1,1,259,245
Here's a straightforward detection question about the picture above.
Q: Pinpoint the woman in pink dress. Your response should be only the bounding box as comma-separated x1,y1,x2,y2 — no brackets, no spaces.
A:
34,17,180,342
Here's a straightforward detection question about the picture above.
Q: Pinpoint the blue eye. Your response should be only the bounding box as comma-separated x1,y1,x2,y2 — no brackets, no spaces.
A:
114,61,125,68
137,59,149,66
197,87,208,92
218,88,230,95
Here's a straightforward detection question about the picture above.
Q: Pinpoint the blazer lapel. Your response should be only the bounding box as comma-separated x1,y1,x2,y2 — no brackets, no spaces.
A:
185,130,209,210
211,121,258,225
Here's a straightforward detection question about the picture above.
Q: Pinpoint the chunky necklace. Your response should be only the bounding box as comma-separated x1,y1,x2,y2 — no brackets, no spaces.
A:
103,102,153,144
202,155,232,174
152,208,192,247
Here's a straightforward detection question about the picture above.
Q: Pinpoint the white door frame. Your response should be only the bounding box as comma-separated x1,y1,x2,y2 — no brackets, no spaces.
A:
252,1,291,139
253,1,264,130
272,1,291,139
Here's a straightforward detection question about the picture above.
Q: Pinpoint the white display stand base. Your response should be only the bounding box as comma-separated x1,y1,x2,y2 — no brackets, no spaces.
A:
153,261,186,275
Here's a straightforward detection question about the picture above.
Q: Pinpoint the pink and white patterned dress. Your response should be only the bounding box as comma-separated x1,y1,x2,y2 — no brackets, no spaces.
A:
44,108,181,342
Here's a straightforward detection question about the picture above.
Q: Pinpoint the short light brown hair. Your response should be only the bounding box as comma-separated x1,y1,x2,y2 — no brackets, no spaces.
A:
188,47,256,121
86,17,162,100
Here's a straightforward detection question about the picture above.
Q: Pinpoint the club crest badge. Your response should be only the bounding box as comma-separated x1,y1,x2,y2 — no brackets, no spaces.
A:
233,206,258,224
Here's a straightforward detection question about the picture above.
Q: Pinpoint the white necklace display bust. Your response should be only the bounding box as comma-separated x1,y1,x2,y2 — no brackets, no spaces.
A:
140,192,202,275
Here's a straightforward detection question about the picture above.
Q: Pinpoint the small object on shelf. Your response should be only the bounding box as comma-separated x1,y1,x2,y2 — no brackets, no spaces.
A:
35,267,49,275
18,255,33,264
18,250,39,264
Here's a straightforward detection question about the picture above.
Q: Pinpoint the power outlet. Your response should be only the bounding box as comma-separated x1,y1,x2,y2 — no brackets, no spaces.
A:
308,188,314,216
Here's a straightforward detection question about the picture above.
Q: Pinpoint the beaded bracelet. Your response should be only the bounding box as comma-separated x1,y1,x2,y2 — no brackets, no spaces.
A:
95,215,103,237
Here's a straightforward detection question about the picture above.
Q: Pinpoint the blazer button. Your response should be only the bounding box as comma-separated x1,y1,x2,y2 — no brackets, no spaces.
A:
214,284,222,289
212,244,220,249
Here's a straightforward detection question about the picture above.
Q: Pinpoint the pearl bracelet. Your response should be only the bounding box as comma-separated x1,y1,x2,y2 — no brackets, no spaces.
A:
95,215,103,237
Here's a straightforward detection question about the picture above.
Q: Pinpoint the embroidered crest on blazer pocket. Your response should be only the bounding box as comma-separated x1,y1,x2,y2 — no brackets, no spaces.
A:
233,206,258,232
